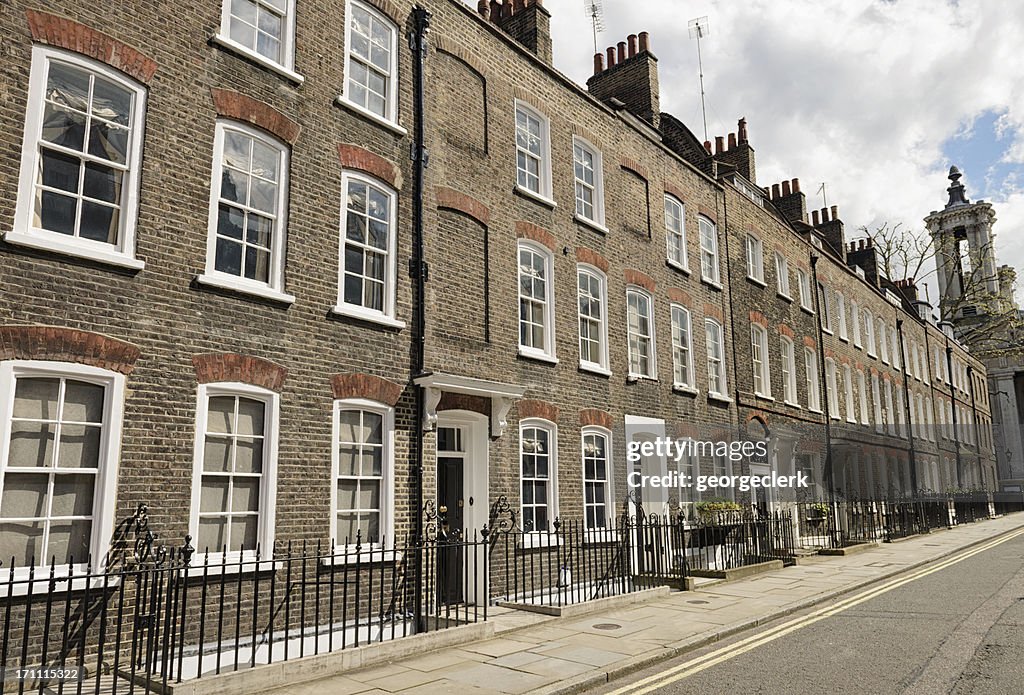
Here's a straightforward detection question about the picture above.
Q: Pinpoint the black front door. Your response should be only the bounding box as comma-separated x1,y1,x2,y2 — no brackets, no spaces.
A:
437,446,465,605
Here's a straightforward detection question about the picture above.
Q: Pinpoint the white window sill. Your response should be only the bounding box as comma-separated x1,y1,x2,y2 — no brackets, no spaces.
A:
514,185,557,209
667,259,691,275
3,565,116,597
335,96,408,136
673,384,698,396
830,414,842,421
521,533,563,549
627,373,658,383
785,400,802,409
196,273,296,305
211,34,304,85
579,362,611,377
4,230,144,270
809,407,824,414
708,392,733,404
701,277,723,291
822,328,834,336
867,352,877,360
777,292,793,303
573,214,608,234
800,305,815,315
331,304,407,330
184,557,282,578
854,343,863,350
755,393,775,402
321,549,402,565
583,530,621,544
747,275,767,287
838,335,849,343
518,346,559,364
846,418,857,424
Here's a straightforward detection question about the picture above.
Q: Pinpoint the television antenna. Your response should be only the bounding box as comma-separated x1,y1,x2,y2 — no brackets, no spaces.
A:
688,16,710,143
584,0,606,56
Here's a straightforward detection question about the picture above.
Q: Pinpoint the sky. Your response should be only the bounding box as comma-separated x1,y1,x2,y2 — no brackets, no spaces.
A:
474,0,1024,303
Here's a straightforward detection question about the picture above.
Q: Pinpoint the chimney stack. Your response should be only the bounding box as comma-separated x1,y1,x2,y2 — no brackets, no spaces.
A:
768,176,807,226
847,236,879,286
482,0,553,65
715,136,724,154
709,118,757,183
587,31,661,128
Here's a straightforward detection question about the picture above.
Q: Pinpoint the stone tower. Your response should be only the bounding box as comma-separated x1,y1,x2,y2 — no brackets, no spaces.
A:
924,166,999,321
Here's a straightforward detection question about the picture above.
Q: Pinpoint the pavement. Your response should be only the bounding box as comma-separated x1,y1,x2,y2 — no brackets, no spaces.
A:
258,513,1024,695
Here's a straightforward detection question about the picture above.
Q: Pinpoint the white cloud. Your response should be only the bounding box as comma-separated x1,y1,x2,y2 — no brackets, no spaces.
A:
529,0,1024,285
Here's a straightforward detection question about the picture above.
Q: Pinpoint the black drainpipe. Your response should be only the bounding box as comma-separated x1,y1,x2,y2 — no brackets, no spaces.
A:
809,255,836,531
895,319,918,493
409,4,431,632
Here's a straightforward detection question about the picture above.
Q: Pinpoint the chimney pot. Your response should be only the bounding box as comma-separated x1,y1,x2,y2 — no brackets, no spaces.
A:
812,210,821,226
763,187,771,196
617,41,627,63
859,239,865,250
728,132,737,149
606,46,616,68
638,31,650,52
714,136,724,154
628,34,638,58
737,118,748,143
791,178,800,193
478,0,489,19
593,53,604,74
771,183,781,199
820,207,829,223
704,140,713,154
830,204,838,220
513,0,526,12
503,0,513,19
782,180,792,196
490,0,501,22
866,238,873,248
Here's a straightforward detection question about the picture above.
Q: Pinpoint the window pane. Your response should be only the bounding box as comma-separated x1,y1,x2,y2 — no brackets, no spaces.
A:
203,437,232,473
338,479,357,509
207,397,235,434
63,382,105,423
37,191,77,236
230,516,258,551
47,520,91,564
236,399,265,436
8,422,56,468
0,521,44,566
200,478,229,513
41,105,86,151
0,473,48,518
40,149,81,193
234,439,264,474
51,474,95,517
14,378,60,419
57,424,102,468
198,518,226,553
91,76,133,126
79,201,119,243
232,478,261,513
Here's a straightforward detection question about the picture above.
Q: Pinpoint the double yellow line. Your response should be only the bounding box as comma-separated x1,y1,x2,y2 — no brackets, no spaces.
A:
607,527,1024,694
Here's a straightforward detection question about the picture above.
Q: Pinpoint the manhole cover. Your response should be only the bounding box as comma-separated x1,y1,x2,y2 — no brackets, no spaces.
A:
687,600,710,605
593,623,621,630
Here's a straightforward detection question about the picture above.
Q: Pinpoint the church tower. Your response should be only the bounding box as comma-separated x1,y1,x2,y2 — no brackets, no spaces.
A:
924,166,999,322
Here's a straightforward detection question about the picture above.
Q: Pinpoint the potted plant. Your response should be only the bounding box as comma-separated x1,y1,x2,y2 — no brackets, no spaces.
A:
805,501,830,528
695,499,743,525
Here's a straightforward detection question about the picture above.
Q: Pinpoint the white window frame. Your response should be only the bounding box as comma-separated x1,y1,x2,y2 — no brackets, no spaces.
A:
705,318,728,398
581,426,613,530
698,216,721,286
518,241,557,362
836,292,848,340
10,46,147,270
520,419,558,536
216,0,300,82
843,364,856,423
514,100,554,205
664,194,688,271
896,387,907,438
851,300,862,348
671,304,695,391
884,379,896,435
330,398,395,552
804,348,821,412
818,283,832,332
877,320,889,363
333,170,404,329
340,0,400,128
858,370,869,425
626,287,657,379
892,328,901,370
746,234,764,284
781,337,798,406
0,361,125,579
188,382,280,563
871,373,883,433
863,309,876,356
825,358,840,419
572,136,605,229
198,120,294,304
775,253,791,299
797,269,813,311
751,323,771,398
577,264,609,374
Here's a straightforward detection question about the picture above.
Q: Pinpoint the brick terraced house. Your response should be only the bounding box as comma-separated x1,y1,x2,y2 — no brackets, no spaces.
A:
0,0,999,688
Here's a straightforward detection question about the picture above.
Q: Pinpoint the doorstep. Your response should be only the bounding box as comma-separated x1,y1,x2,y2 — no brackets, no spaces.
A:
495,586,670,618
819,542,879,556
688,559,785,584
